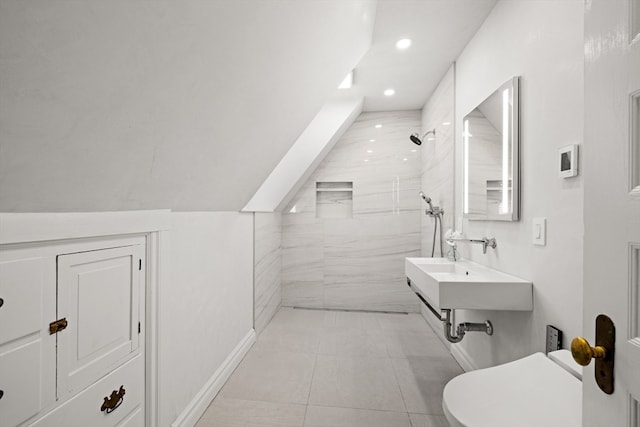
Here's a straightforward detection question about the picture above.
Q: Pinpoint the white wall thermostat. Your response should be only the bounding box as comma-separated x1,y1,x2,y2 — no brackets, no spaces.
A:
558,144,579,178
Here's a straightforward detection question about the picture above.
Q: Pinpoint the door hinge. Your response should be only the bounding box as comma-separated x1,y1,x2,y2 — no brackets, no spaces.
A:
138,322,141,334
139,259,142,271
49,318,68,335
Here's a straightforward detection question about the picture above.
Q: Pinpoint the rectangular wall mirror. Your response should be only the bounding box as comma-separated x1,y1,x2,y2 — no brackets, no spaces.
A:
463,76,520,221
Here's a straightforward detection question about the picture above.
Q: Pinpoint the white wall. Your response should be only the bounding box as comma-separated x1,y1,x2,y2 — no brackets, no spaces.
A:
451,0,584,368
0,0,375,212
161,212,254,426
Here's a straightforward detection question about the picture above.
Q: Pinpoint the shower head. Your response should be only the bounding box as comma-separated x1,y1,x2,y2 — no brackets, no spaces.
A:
409,129,436,146
419,191,443,217
419,191,435,211
419,191,431,204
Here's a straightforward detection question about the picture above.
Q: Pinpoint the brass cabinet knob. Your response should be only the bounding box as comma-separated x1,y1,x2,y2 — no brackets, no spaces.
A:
571,336,607,366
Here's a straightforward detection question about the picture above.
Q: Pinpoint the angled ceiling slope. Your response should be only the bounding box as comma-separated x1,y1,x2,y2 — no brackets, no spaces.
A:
243,96,363,212
347,0,496,112
0,0,376,212
242,0,497,213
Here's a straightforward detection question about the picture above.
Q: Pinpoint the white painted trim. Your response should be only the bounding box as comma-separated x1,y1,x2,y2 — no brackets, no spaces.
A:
0,210,171,244
450,344,478,372
146,230,168,427
170,329,257,427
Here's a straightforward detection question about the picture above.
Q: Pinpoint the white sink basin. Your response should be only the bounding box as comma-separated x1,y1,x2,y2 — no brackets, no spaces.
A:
405,257,533,311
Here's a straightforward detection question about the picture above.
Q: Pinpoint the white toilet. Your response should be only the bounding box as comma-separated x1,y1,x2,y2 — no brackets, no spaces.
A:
442,350,582,427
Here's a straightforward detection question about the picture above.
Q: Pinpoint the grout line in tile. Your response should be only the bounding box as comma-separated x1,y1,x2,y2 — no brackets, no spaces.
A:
292,306,410,315
302,352,319,425
306,402,412,415
389,356,411,415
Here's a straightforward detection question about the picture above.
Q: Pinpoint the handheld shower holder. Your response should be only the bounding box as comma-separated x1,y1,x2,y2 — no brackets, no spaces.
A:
425,206,444,217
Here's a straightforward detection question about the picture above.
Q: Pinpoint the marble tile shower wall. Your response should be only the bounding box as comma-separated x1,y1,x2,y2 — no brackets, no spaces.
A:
420,66,455,257
282,111,422,313
254,212,282,334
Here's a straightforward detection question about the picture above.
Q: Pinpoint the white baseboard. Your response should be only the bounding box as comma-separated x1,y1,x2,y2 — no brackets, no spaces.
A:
450,343,478,372
171,329,256,427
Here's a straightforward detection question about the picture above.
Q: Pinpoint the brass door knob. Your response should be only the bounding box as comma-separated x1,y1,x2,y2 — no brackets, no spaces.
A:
571,336,607,366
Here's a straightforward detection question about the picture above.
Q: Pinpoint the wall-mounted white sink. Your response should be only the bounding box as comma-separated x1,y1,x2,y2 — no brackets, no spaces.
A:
405,257,533,311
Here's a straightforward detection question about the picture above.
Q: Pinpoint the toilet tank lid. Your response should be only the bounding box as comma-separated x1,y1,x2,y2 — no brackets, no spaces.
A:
548,349,582,380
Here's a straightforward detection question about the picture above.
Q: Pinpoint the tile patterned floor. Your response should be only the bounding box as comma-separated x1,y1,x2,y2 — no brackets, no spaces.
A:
196,308,461,427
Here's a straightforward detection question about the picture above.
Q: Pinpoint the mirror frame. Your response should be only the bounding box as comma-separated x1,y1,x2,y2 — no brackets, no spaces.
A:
463,76,520,221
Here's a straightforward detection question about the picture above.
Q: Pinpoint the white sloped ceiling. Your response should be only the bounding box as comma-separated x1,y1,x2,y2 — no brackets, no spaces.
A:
0,0,376,212
242,95,364,212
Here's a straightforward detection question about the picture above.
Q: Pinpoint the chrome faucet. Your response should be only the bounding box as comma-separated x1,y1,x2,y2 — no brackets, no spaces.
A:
446,236,497,254
446,239,458,261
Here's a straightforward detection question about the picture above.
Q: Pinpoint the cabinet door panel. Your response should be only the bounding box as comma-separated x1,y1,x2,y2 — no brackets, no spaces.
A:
57,246,141,398
0,256,56,422
0,341,42,426
0,258,44,344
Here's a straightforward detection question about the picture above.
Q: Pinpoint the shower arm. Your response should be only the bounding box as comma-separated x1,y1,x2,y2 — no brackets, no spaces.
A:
420,129,436,140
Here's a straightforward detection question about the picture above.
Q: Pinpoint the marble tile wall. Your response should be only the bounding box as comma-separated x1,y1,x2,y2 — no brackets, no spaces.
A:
420,65,455,257
282,111,422,313
254,212,282,334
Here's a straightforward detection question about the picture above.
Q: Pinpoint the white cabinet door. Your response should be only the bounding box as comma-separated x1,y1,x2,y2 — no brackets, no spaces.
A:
0,341,44,426
0,257,56,426
57,246,142,399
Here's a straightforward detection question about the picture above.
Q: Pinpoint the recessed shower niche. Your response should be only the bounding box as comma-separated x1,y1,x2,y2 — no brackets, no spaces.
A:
315,181,353,219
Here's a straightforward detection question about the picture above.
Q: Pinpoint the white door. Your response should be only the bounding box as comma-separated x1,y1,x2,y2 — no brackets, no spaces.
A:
57,245,143,399
583,1,640,426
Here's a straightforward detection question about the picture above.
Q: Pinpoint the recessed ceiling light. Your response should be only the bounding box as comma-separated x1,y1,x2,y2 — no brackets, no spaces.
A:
364,159,369,162
442,121,451,126
367,150,373,154
411,149,417,153
369,139,376,142
384,88,396,96
396,38,412,50
403,157,408,162
375,124,382,128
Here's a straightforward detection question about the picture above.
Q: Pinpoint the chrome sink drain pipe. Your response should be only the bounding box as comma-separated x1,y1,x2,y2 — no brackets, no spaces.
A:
442,308,493,343
407,278,493,343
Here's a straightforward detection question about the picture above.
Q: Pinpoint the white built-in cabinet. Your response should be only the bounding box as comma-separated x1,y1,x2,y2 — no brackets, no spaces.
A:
0,236,146,427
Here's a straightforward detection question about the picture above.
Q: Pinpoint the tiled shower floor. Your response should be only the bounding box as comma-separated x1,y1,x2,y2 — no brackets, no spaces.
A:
195,308,461,427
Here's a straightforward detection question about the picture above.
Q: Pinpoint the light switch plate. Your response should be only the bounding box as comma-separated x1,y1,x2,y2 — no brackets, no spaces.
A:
533,217,546,245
